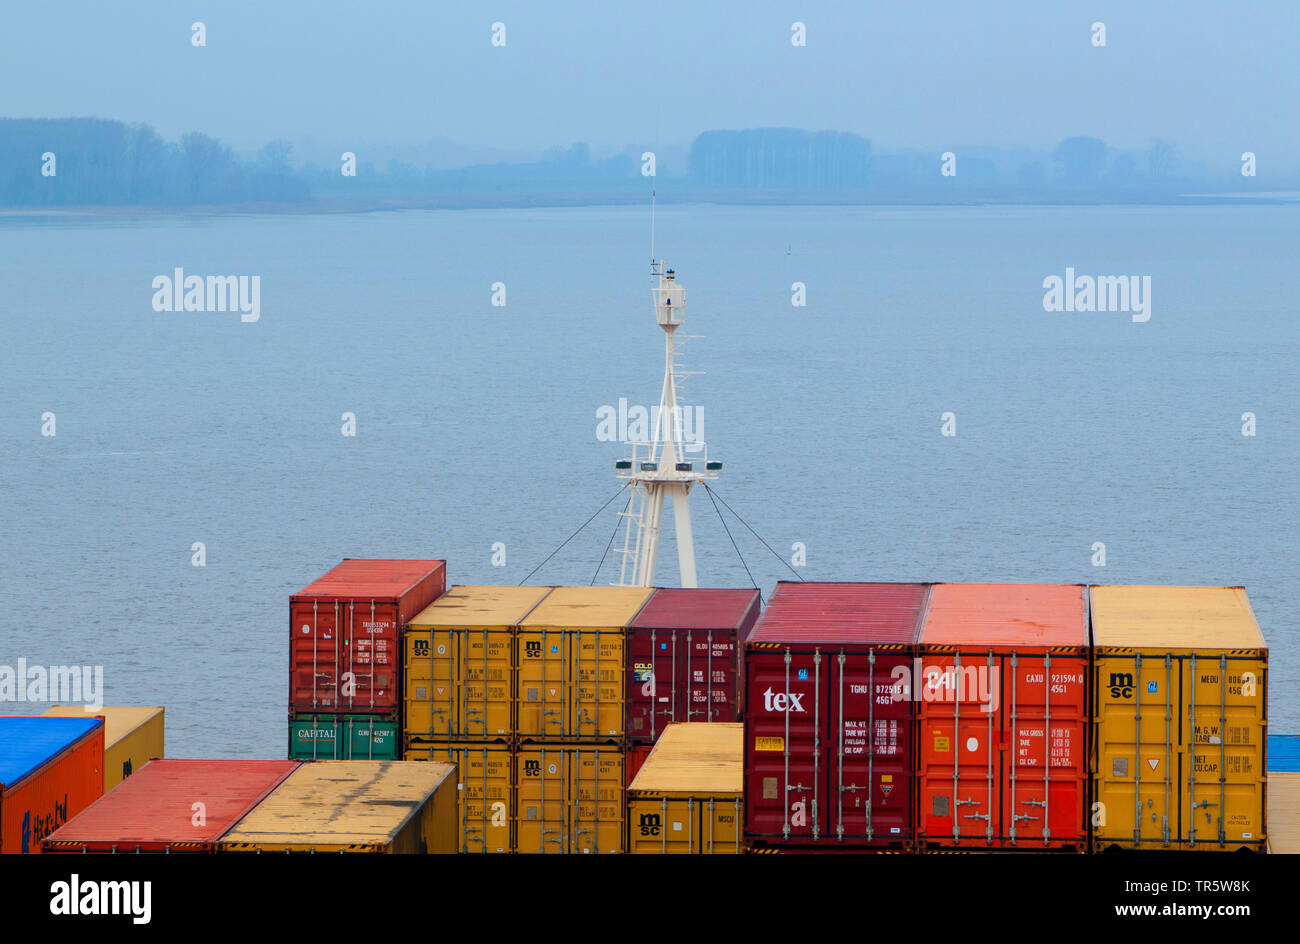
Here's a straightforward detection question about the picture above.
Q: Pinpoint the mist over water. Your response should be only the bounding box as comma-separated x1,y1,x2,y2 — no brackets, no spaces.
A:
0,202,1296,754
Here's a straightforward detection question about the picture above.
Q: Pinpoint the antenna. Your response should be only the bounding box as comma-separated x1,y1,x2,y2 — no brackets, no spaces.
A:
650,187,656,264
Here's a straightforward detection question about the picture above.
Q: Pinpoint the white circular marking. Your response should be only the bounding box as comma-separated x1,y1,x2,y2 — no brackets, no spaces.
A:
966,737,979,752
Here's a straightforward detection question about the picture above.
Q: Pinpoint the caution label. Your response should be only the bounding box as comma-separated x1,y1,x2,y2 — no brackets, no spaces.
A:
755,737,785,752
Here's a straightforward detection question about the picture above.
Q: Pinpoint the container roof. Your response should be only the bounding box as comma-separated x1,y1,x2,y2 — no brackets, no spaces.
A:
1269,735,1300,773
519,586,654,628
42,706,162,750
218,761,455,848
408,585,552,628
293,560,445,600
631,588,761,630
1089,586,1266,650
922,583,1086,647
746,582,928,646
44,759,298,848
0,716,102,788
628,723,743,796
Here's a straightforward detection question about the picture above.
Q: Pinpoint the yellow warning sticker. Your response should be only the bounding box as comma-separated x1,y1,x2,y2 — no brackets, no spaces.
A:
755,737,785,752
934,736,951,752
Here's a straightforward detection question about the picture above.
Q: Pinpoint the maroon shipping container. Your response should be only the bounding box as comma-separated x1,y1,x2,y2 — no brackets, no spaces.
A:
290,559,446,712
744,581,928,851
627,588,761,744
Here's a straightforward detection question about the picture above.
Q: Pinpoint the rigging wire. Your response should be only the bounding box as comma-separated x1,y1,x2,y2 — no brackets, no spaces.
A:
519,483,631,586
702,481,758,589
703,482,806,581
591,492,628,585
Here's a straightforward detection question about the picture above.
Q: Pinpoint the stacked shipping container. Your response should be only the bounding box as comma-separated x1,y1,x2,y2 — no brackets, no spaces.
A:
1089,586,1267,851
288,559,446,759
0,717,105,854
627,722,744,854
744,582,928,851
915,584,1089,851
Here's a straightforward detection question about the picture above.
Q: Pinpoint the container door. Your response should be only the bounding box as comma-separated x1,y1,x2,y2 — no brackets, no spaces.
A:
831,650,912,846
1094,651,1179,849
515,746,568,852
290,715,340,759
629,798,689,853
341,600,399,712
626,629,677,743
571,630,623,740
404,628,454,738
457,745,514,854
1005,651,1088,849
517,629,567,739
571,748,624,853
461,628,513,739
684,629,739,724
745,647,827,844
1182,653,1266,850
699,796,743,854
290,600,341,710
917,650,1000,848
343,715,398,760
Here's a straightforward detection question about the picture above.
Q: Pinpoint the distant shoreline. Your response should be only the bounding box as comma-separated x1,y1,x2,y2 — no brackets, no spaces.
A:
1,190,1295,221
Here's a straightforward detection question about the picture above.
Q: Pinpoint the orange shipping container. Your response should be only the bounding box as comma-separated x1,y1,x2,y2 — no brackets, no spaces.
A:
916,584,1089,851
0,717,104,854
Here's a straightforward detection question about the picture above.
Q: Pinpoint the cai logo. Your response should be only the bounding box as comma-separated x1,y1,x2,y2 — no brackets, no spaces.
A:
524,640,541,659
638,813,662,837
1108,672,1135,699
523,759,540,777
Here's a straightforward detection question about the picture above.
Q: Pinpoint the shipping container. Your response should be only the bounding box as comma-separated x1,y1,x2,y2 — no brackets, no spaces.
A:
218,761,457,854
515,743,624,853
626,588,760,743
916,584,1089,851
42,706,163,791
744,582,928,851
290,559,446,713
405,740,514,853
626,745,653,788
516,587,653,742
627,723,744,854
404,586,552,741
43,759,297,853
1269,735,1300,772
289,714,398,760
0,717,104,854
1268,774,1299,854
1091,586,1267,851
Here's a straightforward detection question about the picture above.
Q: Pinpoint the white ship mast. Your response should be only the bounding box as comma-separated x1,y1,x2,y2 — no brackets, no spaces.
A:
614,261,721,587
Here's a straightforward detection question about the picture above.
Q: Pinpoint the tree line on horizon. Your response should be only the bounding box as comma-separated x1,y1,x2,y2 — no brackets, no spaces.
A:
0,117,1285,208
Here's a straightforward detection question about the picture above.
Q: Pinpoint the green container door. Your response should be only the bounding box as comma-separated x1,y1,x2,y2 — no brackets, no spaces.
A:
289,715,398,760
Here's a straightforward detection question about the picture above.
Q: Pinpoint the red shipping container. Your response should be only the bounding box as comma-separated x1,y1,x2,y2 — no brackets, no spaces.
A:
627,588,761,743
0,717,104,854
290,559,446,712
625,745,654,788
915,583,1089,851
43,759,298,853
744,582,928,851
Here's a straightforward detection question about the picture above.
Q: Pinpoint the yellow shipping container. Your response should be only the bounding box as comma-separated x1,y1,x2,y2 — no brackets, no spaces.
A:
218,761,458,854
515,744,624,853
43,705,164,791
1091,586,1268,851
405,740,514,853
404,586,552,740
516,587,652,741
627,722,743,854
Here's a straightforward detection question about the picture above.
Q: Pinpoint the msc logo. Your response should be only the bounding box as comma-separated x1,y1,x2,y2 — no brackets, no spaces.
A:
523,759,540,778
762,687,805,713
639,813,662,837
123,758,133,780
524,640,541,659
413,639,430,657
1108,672,1135,699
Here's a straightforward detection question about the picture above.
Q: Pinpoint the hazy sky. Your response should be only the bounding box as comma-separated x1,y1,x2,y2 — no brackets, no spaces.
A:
4,1,1298,164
